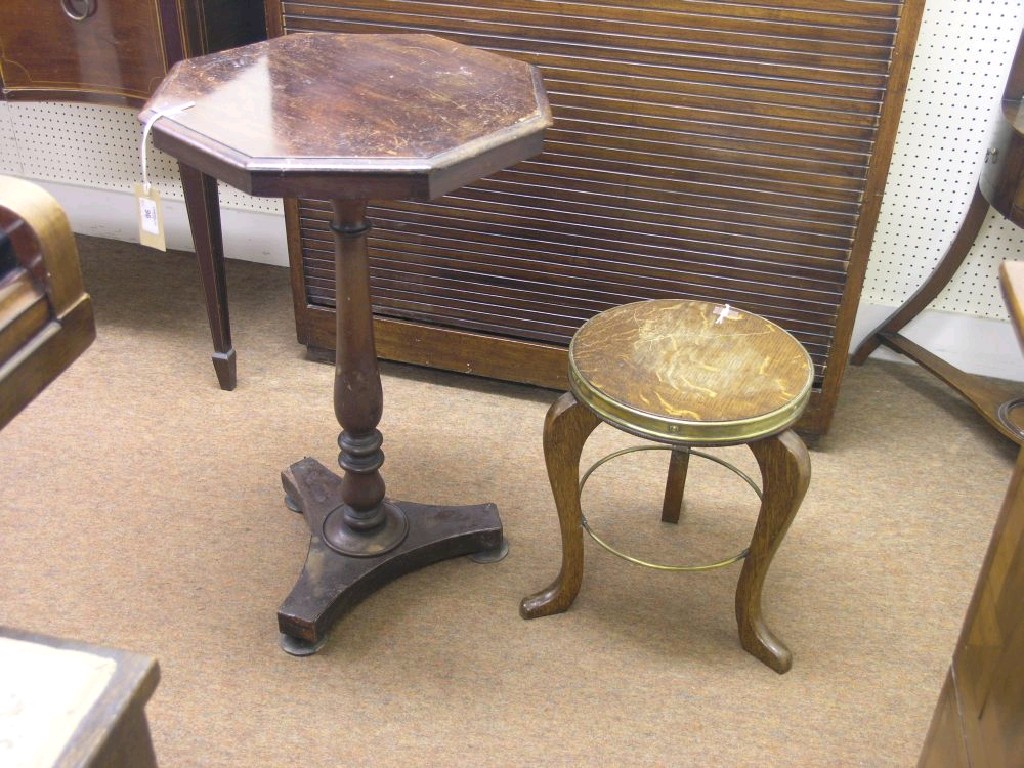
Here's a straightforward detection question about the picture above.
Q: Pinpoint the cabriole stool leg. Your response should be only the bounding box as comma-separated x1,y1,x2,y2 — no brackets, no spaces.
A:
736,428,811,673
520,391,601,619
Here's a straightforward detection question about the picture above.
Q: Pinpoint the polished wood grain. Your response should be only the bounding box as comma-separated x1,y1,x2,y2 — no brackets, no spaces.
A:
569,299,813,444
0,626,160,768
918,260,1024,765
143,33,550,651
0,176,95,431
268,0,927,438
522,300,812,672
142,33,550,200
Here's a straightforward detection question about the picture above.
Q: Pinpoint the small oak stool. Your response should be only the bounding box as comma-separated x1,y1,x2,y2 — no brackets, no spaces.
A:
520,299,813,673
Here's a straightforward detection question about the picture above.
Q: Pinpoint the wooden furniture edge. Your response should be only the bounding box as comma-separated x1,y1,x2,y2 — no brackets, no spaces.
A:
0,296,94,429
0,175,87,313
825,0,926,422
0,626,160,768
1000,261,1024,343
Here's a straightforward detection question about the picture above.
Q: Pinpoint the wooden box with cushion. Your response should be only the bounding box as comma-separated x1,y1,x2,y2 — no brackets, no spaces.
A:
0,627,160,768
0,175,95,430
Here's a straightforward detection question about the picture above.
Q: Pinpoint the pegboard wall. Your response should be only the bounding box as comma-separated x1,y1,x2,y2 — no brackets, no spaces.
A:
0,1,1022,323
0,100,281,216
867,0,1024,321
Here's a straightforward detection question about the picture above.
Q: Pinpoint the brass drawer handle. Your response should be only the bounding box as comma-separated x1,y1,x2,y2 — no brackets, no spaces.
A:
60,0,96,20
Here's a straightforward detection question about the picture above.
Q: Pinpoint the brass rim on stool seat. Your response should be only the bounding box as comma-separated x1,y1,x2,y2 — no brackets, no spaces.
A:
579,444,762,572
568,299,814,446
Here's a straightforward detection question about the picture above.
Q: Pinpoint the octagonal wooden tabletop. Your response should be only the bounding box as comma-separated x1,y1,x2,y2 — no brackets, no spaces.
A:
140,33,551,200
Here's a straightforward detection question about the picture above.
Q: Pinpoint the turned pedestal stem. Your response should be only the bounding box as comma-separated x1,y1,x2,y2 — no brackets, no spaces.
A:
322,199,409,557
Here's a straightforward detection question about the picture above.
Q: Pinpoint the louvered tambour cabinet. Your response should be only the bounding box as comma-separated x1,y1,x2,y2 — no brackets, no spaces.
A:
266,0,925,437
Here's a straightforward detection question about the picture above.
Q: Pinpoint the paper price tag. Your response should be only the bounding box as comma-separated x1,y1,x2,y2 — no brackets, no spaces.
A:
134,183,167,251
135,101,193,253
139,196,159,234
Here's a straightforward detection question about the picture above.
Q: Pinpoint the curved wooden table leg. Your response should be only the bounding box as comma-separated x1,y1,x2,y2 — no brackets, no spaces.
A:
179,162,236,390
851,184,990,366
736,428,811,673
520,391,601,619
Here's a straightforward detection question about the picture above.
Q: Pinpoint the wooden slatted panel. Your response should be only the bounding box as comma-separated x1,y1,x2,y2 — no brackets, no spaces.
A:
278,0,909,383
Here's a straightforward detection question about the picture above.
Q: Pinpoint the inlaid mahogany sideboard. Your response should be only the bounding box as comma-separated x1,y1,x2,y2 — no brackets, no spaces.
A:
0,1,264,106
267,0,926,437
0,0,266,389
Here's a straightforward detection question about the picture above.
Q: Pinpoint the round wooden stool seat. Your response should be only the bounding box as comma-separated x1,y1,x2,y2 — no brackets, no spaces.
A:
521,298,814,674
568,299,813,445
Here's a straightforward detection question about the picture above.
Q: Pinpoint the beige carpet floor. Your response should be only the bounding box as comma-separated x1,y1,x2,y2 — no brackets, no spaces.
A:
1,235,1018,766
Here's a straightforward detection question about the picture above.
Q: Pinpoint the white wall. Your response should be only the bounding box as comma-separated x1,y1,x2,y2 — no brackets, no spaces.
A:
2,0,1023,382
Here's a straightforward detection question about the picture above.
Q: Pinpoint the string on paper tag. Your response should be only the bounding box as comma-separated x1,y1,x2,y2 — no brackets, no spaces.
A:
136,101,195,251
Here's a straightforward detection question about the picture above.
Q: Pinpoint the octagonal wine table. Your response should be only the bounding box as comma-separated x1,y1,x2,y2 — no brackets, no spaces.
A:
140,32,551,654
